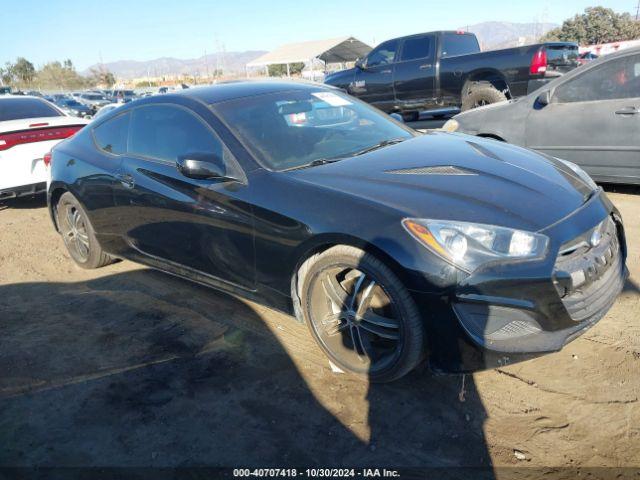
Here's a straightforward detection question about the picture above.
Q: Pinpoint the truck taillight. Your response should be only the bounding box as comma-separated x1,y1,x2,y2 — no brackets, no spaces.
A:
530,49,547,75
43,152,52,167
0,125,84,151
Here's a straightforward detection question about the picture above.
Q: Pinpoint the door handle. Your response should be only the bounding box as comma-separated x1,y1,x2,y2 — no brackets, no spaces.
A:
117,173,135,189
615,106,639,115
381,69,392,74
418,64,432,70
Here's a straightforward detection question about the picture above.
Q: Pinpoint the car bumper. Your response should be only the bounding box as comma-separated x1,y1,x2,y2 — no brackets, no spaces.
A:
0,181,47,200
413,189,628,372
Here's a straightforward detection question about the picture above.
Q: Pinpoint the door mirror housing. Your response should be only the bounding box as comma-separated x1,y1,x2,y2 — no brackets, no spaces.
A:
355,58,365,70
536,90,551,106
177,152,228,180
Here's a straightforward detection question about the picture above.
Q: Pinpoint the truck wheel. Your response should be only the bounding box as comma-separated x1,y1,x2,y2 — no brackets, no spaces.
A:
401,111,420,122
461,81,507,111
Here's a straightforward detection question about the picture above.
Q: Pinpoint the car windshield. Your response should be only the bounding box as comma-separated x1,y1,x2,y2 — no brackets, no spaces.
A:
214,89,414,171
0,97,63,121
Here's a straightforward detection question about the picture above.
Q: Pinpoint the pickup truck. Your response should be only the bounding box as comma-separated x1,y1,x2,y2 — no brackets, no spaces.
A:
324,30,579,120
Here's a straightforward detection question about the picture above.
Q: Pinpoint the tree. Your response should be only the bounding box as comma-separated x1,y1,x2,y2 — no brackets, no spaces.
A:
0,62,15,85
267,62,305,77
36,61,89,90
541,6,640,45
88,67,116,87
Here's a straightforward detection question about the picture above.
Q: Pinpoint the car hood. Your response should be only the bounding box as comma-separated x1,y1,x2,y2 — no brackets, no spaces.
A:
324,68,356,86
288,133,594,231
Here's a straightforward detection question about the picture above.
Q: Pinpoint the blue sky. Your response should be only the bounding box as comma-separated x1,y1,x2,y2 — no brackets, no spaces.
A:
0,0,634,70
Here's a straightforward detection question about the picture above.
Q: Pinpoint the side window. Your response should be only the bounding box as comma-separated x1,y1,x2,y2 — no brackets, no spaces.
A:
400,36,433,62
129,105,224,162
366,40,399,68
93,112,130,155
554,55,640,103
441,33,480,58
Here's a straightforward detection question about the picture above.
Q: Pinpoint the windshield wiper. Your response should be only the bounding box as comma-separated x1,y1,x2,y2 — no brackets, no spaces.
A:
283,157,345,171
352,137,407,156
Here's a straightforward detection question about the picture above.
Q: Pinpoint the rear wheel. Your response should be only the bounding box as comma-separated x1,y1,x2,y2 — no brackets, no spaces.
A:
296,245,425,382
461,81,507,111
57,192,113,269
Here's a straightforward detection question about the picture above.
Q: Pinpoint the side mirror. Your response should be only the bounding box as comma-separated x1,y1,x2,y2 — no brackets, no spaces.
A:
536,90,551,106
389,112,404,123
355,58,365,70
177,152,227,180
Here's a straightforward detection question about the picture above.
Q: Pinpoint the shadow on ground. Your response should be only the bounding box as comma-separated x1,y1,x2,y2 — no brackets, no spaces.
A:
0,269,493,474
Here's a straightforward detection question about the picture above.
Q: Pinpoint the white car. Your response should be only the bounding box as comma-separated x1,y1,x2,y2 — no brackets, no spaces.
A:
0,96,88,200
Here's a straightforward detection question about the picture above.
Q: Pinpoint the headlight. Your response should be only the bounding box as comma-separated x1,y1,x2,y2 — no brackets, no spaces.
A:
557,158,597,191
403,218,549,273
441,119,459,132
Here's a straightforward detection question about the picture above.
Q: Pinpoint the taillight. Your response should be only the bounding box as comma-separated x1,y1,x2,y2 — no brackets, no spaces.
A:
43,152,52,167
530,48,547,75
0,125,84,151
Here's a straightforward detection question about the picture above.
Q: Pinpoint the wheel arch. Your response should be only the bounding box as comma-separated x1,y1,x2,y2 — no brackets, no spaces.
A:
48,184,70,232
462,69,511,99
289,233,412,322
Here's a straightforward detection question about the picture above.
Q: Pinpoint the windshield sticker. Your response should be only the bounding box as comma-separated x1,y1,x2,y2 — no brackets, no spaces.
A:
312,92,352,107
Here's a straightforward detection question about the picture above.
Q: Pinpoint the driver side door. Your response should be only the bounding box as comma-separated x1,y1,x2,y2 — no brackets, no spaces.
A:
352,39,399,112
113,102,256,291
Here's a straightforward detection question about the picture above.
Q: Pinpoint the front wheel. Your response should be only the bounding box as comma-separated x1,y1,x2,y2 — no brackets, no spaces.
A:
57,192,114,269
296,245,425,382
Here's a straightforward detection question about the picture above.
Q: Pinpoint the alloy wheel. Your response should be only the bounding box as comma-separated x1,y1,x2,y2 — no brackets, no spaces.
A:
308,266,403,375
61,204,90,262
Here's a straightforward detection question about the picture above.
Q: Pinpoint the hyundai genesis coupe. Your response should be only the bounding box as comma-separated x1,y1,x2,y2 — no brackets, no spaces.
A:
47,81,628,382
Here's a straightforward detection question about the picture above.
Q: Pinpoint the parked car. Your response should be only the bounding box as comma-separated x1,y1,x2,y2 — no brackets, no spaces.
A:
78,92,110,112
0,86,12,95
48,82,627,381
578,51,599,65
0,96,87,199
110,89,137,103
443,47,640,185
92,103,121,120
324,31,579,120
55,98,93,118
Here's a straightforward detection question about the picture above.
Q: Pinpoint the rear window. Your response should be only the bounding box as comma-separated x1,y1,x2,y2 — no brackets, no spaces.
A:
545,45,579,66
441,33,480,58
0,97,62,121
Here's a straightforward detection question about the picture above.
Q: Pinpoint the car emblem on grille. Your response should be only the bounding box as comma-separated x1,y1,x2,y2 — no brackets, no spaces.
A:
590,229,602,248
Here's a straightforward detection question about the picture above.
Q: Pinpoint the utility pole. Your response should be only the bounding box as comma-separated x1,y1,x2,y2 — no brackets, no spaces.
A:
636,0,639,21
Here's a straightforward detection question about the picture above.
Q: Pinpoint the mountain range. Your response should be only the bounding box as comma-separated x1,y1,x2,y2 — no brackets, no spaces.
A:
85,21,559,80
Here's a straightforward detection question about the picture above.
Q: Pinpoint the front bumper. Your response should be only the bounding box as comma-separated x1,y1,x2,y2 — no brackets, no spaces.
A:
415,189,628,373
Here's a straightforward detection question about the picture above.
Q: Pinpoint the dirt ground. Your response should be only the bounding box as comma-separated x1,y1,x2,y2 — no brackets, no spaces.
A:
0,186,639,477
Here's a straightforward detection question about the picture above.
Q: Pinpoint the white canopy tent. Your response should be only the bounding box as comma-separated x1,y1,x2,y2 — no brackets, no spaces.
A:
246,36,372,78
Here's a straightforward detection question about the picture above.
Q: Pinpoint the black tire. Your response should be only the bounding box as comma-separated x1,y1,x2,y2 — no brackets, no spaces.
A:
56,192,113,269
401,111,420,123
461,81,507,111
295,245,425,383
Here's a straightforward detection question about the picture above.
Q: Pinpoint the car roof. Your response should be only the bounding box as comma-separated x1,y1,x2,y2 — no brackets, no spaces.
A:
177,80,335,104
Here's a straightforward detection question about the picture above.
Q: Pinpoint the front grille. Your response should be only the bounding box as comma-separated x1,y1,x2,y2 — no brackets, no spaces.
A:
553,216,624,322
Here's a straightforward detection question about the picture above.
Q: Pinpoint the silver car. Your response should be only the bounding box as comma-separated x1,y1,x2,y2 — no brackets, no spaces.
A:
444,47,640,185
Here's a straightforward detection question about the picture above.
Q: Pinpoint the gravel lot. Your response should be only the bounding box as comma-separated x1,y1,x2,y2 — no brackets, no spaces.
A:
0,186,639,475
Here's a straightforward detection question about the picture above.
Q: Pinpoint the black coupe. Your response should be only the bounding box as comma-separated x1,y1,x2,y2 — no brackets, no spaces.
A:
48,81,628,382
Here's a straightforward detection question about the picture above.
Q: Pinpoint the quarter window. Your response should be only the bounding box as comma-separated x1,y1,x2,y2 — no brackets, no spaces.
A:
93,112,130,155
554,55,640,103
400,36,433,62
129,105,224,162
366,40,399,68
